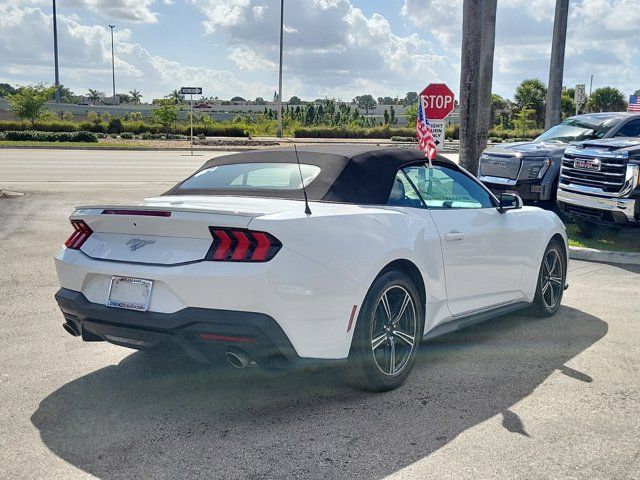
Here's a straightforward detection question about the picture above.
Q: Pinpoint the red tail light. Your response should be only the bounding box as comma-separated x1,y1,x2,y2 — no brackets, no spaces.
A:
64,220,93,249
205,227,281,262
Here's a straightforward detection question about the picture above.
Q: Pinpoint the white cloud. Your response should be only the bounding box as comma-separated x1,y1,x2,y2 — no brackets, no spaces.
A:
187,0,458,99
12,0,164,23
0,4,270,99
228,45,277,71
401,0,640,99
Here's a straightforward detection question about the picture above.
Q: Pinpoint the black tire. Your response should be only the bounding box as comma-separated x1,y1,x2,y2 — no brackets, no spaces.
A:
530,239,567,317
343,270,423,392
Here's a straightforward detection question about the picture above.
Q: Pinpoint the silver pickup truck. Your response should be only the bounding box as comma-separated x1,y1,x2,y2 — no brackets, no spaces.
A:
557,138,640,229
478,112,640,205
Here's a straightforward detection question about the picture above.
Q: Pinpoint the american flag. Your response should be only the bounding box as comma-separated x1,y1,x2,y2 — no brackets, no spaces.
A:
417,95,437,166
628,95,640,112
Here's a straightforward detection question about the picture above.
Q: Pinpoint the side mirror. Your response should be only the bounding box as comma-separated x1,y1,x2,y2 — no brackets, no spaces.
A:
498,193,523,213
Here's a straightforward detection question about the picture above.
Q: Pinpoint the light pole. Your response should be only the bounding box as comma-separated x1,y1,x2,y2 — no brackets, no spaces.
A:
276,0,284,138
108,25,116,103
52,0,61,104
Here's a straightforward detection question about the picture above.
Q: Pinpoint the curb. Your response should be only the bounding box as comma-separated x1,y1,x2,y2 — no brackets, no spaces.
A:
569,245,640,266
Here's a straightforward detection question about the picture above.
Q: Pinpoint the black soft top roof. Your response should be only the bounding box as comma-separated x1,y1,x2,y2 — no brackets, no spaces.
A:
163,146,456,205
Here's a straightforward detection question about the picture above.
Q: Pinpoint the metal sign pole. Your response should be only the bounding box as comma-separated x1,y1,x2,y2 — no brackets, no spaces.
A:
190,93,193,156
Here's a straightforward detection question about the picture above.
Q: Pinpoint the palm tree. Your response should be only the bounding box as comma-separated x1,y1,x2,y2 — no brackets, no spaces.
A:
167,89,184,105
87,89,102,105
129,89,142,104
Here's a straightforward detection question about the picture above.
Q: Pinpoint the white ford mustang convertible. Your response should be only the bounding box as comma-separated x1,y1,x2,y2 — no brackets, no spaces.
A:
55,146,568,391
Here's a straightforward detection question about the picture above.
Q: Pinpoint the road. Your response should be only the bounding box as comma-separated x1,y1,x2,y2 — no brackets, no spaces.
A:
1,149,639,479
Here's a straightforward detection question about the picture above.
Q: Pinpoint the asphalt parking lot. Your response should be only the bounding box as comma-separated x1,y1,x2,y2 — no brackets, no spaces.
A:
1,149,640,479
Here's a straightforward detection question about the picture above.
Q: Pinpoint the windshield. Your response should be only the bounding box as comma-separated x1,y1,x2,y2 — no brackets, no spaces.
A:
177,163,321,191
535,118,617,143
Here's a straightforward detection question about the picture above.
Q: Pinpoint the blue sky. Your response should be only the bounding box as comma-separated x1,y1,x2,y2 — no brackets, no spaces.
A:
1,1,639,102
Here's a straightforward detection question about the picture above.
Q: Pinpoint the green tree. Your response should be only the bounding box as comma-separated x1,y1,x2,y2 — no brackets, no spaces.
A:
513,108,537,138
0,83,17,98
254,97,266,105
7,83,56,124
62,110,74,122
587,87,627,112
383,109,390,125
354,95,376,114
514,79,547,126
230,96,246,102
87,89,103,105
167,89,184,104
151,101,178,138
390,105,396,125
405,103,418,125
87,111,101,124
561,92,575,118
490,94,508,126
129,89,143,104
404,91,418,106
288,96,302,105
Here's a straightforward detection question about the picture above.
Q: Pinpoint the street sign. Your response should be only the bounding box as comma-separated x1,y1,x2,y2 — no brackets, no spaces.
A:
419,83,455,120
180,87,203,156
180,87,202,95
430,120,445,148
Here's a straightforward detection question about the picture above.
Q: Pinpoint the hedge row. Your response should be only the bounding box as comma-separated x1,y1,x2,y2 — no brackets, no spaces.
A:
0,120,248,137
0,130,98,142
293,126,415,139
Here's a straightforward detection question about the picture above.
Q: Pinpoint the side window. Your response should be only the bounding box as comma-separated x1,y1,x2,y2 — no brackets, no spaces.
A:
614,120,640,138
402,165,494,209
387,172,424,208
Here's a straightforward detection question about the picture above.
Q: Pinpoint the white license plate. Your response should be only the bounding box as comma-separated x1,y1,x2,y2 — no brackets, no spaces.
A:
106,276,153,311
574,159,600,171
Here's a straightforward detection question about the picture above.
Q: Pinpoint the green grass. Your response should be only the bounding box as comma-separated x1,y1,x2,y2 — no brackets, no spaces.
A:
0,140,149,149
566,224,640,253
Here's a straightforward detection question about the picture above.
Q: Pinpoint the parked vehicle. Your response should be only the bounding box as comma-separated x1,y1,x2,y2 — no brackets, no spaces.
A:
54,147,568,391
478,113,640,205
557,138,640,229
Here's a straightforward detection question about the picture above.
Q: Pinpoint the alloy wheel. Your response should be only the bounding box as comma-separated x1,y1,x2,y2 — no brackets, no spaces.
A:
370,285,417,376
541,248,564,310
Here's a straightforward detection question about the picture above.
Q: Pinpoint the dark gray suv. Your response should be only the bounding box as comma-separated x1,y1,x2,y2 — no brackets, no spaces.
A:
477,112,640,205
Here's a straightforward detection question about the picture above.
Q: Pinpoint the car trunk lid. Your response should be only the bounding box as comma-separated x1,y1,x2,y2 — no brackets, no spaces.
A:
70,196,301,265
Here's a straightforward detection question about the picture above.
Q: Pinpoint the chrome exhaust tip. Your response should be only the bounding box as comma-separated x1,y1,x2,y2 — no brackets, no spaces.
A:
225,350,254,369
63,322,80,337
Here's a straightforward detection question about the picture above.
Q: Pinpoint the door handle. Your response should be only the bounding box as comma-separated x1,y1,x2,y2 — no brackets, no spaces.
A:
444,231,464,242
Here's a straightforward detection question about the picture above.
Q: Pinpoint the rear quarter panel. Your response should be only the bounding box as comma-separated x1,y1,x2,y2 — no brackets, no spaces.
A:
249,204,449,337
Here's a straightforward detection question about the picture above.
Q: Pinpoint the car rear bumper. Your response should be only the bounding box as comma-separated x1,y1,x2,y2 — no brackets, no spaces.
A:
557,188,640,225
479,176,554,202
55,288,301,364
54,247,364,359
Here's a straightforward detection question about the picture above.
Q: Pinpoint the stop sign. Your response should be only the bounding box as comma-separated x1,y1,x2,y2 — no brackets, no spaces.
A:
419,83,455,120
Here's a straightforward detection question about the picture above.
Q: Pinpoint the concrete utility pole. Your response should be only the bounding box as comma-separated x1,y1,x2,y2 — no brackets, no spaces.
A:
459,0,483,171
52,0,61,104
544,0,569,129
109,25,116,103
475,0,497,166
276,0,284,138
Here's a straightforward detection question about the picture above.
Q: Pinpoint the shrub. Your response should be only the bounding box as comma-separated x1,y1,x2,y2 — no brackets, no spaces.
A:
390,136,416,142
293,126,414,139
445,124,459,140
0,130,98,142
119,131,136,139
0,121,79,133
107,117,123,134
489,137,503,143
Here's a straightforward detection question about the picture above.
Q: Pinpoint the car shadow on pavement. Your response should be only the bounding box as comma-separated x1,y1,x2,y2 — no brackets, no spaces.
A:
31,306,606,480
